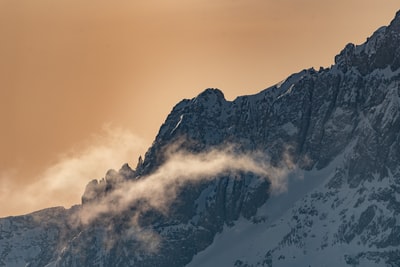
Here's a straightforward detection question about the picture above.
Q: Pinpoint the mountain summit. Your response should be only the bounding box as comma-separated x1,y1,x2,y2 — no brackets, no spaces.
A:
2,10,400,267
335,10,400,74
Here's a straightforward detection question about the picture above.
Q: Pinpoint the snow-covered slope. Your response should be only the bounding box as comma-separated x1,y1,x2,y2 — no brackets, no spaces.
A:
2,10,400,267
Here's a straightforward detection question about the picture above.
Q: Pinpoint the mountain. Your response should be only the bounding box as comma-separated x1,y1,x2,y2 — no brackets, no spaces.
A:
2,10,400,267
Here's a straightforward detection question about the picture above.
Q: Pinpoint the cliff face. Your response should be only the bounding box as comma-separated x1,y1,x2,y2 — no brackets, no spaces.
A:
2,11,400,267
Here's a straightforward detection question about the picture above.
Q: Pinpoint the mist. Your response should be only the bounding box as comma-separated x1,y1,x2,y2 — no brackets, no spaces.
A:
76,144,296,225
0,126,146,218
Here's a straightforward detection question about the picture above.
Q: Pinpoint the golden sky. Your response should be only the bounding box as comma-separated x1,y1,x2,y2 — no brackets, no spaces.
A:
1,0,399,217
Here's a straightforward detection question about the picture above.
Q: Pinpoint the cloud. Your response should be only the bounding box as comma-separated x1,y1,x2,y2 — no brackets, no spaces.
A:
1,127,297,254
0,126,146,218
1,129,298,256
66,142,297,253
76,144,296,226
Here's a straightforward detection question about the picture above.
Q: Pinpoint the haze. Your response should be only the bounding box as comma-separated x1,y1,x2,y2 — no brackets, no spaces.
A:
1,0,398,217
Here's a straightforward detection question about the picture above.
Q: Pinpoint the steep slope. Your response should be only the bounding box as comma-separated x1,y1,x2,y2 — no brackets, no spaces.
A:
186,12,400,266
2,10,400,267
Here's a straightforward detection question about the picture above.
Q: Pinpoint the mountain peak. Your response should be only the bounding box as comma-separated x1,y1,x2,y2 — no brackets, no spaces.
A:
334,11,400,74
190,88,228,111
388,10,400,32
195,88,225,102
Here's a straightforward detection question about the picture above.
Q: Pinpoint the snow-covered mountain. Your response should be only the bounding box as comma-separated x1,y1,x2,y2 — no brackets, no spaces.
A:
2,10,400,267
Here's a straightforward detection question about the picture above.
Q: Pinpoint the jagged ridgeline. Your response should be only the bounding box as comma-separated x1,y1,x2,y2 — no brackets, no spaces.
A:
2,10,400,267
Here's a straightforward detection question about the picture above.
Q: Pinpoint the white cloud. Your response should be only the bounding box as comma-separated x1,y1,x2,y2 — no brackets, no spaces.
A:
0,126,146,218
67,143,297,252
76,144,296,225
1,131,298,254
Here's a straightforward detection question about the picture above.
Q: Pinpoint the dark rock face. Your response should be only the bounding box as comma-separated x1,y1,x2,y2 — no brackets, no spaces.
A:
0,207,79,267
335,11,400,74
2,10,400,267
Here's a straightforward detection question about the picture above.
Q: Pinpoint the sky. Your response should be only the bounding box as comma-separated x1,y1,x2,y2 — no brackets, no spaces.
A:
0,0,399,217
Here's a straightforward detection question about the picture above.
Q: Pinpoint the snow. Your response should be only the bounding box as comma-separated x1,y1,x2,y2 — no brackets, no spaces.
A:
355,26,386,56
171,115,184,134
281,122,297,135
379,82,400,128
275,79,286,89
187,154,344,267
187,145,400,266
370,65,400,79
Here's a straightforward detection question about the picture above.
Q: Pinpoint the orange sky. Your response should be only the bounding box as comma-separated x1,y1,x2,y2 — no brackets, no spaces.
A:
1,1,399,217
